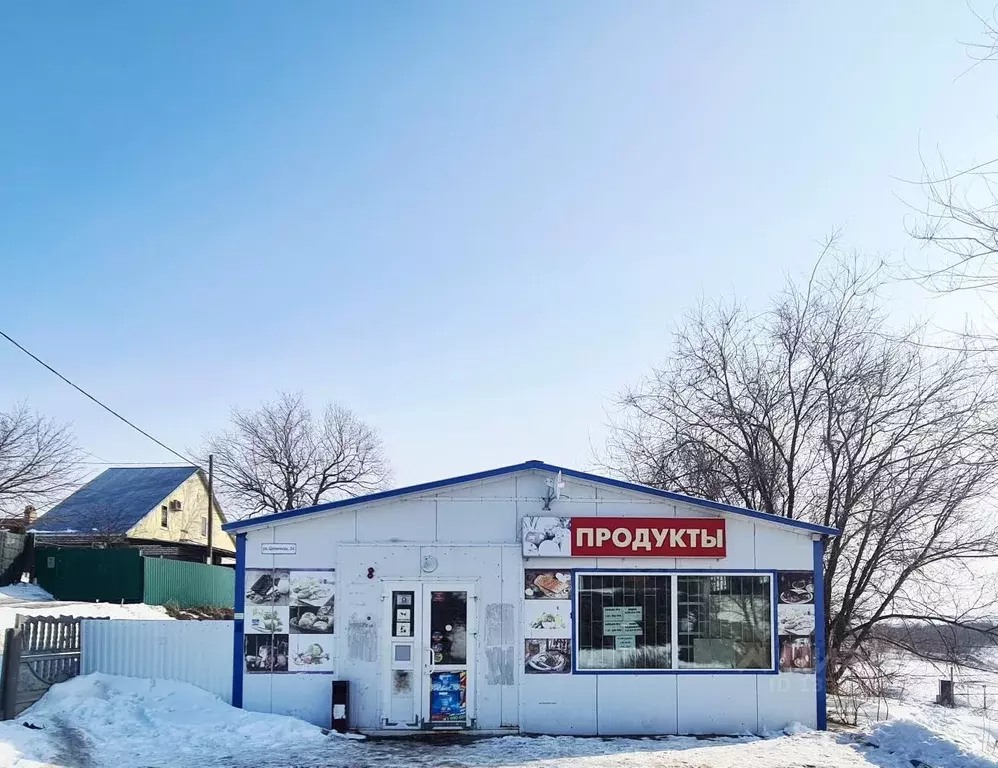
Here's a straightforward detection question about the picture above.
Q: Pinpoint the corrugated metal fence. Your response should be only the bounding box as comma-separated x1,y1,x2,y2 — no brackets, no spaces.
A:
143,557,233,608
36,548,233,608
81,619,233,703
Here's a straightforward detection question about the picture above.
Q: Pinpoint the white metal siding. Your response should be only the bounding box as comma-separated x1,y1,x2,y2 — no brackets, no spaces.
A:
239,467,820,735
81,620,233,704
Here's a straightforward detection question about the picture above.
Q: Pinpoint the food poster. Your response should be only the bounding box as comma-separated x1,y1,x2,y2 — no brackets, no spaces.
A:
245,569,291,605
778,571,816,672
243,568,335,674
524,638,571,674
289,635,334,672
247,605,289,634
524,600,571,638
429,671,467,722
521,517,572,557
289,570,335,633
524,570,571,600
245,633,289,674
778,572,814,604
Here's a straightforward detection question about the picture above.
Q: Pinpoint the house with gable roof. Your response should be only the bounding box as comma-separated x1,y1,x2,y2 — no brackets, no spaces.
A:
32,466,235,563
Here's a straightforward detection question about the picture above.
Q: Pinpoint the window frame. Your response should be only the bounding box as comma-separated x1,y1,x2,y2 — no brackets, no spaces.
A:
160,505,169,528
571,570,778,675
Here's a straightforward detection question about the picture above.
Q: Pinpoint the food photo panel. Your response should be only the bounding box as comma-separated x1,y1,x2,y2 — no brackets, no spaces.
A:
524,600,572,638
524,638,571,674
289,634,335,673
290,603,334,634
290,570,335,607
521,517,571,557
247,604,290,634
779,634,815,672
777,604,815,636
778,572,815,604
523,570,571,600
244,633,289,674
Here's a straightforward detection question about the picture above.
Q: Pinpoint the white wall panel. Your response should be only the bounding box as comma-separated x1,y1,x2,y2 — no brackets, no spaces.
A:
676,675,758,734
515,473,597,522
270,673,335,726
757,673,817,731
435,500,517,543
242,673,273,714
274,512,357,568
596,675,678,735
244,528,276,569
356,500,435,542
754,526,814,571
500,545,523,728
81,620,233,703
336,545,420,729
521,674,597,734
594,487,678,518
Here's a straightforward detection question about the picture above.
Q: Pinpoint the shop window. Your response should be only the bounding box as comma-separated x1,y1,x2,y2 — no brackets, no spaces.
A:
576,573,672,670
676,574,772,670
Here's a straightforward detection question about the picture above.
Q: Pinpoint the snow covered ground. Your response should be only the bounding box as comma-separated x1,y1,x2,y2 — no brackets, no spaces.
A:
0,671,994,768
0,582,172,642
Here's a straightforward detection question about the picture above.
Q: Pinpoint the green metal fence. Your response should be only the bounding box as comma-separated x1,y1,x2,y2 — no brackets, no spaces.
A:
142,557,233,608
34,548,233,608
35,548,143,603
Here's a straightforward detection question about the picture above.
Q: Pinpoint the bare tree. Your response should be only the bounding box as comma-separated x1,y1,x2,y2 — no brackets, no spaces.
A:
604,253,998,686
0,403,80,521
905,5,998,343
201,392,392,520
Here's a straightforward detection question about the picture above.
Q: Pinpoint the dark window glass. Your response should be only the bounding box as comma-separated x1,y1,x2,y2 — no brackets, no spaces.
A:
676,575,772,669
577,574,672,669
429,591,467,665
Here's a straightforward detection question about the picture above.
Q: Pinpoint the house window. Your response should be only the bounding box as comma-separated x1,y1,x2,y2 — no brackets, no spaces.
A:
676,574,772,670
160,505,168,528
576,573,672,670
574,572,774,672
201,517,208,537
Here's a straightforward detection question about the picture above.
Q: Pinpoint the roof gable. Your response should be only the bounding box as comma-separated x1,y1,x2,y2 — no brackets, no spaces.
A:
222,460,840,537
32,466,198,535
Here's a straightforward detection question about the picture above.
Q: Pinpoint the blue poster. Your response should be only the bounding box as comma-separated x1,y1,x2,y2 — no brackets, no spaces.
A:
429,671,466,722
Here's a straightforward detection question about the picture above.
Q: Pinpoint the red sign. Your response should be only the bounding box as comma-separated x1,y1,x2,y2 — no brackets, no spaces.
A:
570,517,726,557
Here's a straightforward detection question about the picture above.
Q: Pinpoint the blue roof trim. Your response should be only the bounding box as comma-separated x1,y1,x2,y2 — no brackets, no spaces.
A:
223,460,840,537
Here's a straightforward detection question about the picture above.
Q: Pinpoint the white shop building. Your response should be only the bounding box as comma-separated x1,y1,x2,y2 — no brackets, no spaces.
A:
223,460,838,735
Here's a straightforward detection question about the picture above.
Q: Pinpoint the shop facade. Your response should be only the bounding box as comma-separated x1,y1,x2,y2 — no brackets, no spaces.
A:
223,460,838,735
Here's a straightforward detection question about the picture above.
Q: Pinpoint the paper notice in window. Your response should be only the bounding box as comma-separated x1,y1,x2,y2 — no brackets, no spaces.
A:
615,635,636,650
603,606,643,635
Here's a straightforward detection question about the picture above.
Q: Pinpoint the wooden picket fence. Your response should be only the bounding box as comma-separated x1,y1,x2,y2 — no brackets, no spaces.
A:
0,615,97,720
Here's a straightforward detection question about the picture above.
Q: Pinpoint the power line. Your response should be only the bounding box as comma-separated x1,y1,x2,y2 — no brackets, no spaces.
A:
0,328,200,468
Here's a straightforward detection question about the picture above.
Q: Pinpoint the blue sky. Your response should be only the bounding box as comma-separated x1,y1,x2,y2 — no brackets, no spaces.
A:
2,2,996,486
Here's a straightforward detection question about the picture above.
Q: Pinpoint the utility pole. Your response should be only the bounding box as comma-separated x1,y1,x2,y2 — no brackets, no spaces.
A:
206,454,214,565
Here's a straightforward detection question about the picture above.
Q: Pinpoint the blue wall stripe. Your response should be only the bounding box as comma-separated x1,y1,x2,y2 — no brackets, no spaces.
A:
232,533,246,709
813,538,827,730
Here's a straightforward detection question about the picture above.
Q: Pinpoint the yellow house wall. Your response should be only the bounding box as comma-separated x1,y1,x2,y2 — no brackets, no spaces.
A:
127,472,235,553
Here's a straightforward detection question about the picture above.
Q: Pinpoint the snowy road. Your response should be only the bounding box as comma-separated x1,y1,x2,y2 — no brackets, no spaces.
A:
0,675,994,768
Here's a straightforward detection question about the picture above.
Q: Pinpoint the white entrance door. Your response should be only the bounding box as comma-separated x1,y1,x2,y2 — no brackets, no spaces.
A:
381,582,476,730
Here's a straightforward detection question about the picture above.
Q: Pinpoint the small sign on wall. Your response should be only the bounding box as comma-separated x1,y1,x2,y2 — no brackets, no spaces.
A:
261,543,297,555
